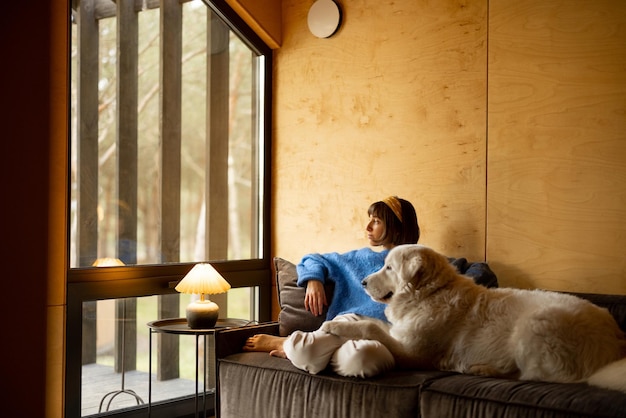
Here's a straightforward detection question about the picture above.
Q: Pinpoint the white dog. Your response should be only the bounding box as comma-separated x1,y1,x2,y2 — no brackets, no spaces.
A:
321,244,626,392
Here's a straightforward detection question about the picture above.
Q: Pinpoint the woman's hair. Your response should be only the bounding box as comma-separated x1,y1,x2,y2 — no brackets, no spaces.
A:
368,196,420,246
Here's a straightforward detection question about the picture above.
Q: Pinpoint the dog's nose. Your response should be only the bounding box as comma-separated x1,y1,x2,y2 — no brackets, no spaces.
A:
361,278,368,288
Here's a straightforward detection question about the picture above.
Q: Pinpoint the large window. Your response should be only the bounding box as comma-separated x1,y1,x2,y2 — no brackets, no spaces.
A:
67,1,272,417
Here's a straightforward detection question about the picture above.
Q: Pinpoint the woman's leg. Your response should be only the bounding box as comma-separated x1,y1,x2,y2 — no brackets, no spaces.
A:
246,314,395,377
325,314,395,377
243,325,347,367
243,334,286,354
282,313,366,374
284,314,396,376
283,328,347,374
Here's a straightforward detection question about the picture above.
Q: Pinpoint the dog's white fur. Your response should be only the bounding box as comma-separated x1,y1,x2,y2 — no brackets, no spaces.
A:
321,244,626,391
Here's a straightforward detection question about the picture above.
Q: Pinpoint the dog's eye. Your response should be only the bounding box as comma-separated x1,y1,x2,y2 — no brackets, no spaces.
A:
386,265,392,270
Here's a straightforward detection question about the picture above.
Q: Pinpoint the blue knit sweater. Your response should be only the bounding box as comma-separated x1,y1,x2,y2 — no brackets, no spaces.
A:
296,248,389,322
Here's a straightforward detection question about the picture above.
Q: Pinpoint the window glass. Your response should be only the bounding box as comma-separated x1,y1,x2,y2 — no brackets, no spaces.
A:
69,1,270,416
70,0,265,268
81,292,255,416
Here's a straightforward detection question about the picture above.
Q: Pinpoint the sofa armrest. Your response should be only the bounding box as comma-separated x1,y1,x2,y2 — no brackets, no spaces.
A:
215,322,279,359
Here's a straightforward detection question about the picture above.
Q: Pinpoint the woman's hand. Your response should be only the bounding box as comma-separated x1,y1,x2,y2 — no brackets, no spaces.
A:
304,280,327,316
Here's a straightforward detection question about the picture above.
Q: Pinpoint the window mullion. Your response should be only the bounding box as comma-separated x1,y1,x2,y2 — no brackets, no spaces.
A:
117,0,139,265
206,14,230,261
158,0,183,381
160,0,182,264
77,0,100,270
115,0,140,376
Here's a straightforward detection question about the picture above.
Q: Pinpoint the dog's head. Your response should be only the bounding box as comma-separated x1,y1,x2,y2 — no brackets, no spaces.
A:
362,244,451,303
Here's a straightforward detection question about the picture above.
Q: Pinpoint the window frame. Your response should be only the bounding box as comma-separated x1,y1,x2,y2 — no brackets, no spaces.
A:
65,1,273,416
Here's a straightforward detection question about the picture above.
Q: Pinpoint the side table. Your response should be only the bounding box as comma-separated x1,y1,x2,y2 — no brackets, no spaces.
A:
147,318,252,418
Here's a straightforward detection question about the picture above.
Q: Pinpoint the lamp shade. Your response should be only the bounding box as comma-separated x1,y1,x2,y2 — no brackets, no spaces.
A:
175,263,231,295
92,257,125,267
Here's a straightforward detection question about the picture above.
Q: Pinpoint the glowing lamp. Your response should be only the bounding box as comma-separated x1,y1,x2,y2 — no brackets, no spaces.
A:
175,263,231,329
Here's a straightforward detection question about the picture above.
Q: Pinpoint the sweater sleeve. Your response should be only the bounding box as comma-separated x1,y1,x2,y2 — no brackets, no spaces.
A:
295,248,389,322
296,253,332,287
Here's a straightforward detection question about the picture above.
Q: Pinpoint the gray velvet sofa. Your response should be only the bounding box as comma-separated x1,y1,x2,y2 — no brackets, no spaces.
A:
215,258,626,418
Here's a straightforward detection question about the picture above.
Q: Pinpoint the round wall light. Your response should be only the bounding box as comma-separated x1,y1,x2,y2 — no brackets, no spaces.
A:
307,0,342,38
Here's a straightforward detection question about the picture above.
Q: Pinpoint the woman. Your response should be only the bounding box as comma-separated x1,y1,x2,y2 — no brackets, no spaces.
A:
243,196,421,378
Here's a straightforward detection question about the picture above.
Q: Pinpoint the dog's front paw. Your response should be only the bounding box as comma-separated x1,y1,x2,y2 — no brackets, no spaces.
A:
320,321,358,339
320,320,342,335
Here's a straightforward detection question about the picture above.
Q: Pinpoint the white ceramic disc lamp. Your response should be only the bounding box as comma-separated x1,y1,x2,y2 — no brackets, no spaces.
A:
175,263,231,329
307,0,342,38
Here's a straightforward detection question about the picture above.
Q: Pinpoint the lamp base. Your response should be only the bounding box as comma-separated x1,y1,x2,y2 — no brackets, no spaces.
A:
186,299,219,329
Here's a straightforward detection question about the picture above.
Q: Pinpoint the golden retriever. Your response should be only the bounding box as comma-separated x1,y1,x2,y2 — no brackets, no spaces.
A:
321,244,626,392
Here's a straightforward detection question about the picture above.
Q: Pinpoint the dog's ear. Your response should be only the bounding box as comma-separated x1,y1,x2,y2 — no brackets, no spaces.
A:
414,246,453,289
401,246,423,284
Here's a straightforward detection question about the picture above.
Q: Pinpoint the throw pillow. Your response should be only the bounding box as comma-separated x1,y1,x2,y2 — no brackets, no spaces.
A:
449,257,499,288
274,257,333,336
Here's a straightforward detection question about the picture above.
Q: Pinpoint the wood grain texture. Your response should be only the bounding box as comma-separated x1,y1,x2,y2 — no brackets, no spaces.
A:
225,0,282,48
271,0,625,318
273,0,488,264
488,0,626,293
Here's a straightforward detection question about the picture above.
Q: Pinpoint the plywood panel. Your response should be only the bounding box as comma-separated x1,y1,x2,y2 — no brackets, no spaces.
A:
488,0,626,294
274,0,488,265
48,4,69,415
47,305,66,418
226,0,282,48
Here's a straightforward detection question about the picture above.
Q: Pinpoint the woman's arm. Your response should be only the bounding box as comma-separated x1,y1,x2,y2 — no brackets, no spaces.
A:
304,280,328,316
298,253,332,316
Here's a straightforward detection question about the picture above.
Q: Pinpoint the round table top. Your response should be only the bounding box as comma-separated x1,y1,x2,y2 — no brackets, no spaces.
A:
147,317,254,335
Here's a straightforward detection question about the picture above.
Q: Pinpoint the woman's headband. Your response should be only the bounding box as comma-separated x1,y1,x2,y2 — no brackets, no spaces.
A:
382,196,403,223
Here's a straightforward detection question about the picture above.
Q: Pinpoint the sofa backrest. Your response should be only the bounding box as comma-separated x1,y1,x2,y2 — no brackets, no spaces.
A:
274,256,626,337
574,293,626,332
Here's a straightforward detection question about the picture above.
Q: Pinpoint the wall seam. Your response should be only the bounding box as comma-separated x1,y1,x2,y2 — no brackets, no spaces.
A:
484,0,490,263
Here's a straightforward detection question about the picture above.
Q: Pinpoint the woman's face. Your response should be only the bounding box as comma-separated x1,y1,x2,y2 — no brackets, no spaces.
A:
366,214,386,246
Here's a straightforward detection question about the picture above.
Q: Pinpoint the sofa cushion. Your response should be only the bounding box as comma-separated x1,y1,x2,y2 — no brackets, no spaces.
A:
420,374,626,418
219,352,453,418
274,257,334,336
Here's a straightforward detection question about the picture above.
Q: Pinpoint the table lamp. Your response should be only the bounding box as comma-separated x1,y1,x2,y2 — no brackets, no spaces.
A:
92,257,125,267
175,263,231,329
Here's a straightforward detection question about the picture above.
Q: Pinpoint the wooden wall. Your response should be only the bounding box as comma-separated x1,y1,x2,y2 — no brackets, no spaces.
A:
226,0,282,48
270,0,626,309
488,0,626,293
273,0,488,262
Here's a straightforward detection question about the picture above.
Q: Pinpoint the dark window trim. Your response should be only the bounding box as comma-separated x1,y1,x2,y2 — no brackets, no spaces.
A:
202,0,272,57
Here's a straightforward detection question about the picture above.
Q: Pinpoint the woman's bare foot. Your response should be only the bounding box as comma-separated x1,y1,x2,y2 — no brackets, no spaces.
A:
243,334,286,353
